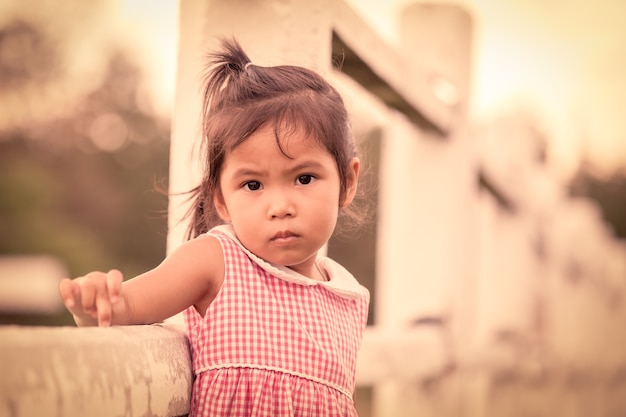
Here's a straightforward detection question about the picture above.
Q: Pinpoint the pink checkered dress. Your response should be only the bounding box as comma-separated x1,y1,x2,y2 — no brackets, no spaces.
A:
184,225,369,417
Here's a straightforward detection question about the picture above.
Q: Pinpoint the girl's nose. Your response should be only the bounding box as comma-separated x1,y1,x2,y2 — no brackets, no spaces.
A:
267,190,295,219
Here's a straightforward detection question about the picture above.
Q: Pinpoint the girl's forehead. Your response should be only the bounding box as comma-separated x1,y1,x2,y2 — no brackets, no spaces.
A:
233,123,326,155
221,129,336,176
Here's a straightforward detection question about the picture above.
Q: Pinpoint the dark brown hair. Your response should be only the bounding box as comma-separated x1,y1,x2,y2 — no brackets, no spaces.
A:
185,38,362,239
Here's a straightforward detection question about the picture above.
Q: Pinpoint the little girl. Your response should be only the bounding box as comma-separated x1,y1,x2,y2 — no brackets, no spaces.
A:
59,38,370,417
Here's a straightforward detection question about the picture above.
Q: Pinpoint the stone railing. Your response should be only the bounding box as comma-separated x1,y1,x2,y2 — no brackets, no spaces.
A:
4,322,626,417
0,324,453,417
0,324,192,417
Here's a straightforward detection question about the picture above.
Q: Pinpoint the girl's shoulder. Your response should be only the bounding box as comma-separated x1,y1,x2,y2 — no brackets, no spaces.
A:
165,228,227,316
179,225,245,271
165,229,226,279
177,230,223,254
194,224,235,246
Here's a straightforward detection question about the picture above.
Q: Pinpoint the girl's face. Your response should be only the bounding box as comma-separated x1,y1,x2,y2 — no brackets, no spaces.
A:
214,123,359,279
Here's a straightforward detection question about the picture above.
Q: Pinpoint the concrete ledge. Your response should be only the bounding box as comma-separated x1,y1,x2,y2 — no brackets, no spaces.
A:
0,324,192,417
356,327,450,384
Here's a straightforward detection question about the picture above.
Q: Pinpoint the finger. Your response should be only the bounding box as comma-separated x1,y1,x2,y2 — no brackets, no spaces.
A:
59,278,77,308
60,279,89,320
95,291,112,327
71,280,84,313
78,276,98,316
106,269,124,303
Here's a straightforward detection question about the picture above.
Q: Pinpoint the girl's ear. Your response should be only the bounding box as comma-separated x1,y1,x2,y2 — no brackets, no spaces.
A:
340,157,360,208
213,191,231,222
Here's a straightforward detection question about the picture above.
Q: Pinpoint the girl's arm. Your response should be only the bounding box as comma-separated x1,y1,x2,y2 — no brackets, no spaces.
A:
59,235,224,327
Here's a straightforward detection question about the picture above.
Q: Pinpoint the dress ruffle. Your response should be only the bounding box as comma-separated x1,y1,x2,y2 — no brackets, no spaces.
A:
191,367,357,417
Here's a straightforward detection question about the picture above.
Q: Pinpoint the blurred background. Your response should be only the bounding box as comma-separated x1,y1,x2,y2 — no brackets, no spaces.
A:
1,0,625,416
0,0,175,324
4,0,623,323
1,0,623,325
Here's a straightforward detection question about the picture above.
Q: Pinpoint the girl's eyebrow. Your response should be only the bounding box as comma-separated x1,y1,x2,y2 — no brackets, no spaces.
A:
231,168,263,179
231,160,325,179
288,160,325,173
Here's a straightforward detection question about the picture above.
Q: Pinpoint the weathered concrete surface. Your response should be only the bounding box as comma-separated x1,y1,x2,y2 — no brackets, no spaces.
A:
0,325,192,417
356,327,451,385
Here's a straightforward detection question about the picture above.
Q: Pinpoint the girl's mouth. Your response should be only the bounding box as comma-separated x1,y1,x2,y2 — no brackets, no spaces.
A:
271,230,299,242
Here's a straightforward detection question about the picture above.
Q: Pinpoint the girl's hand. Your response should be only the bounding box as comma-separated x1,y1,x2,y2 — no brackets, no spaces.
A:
59,269,125,327
58,236,225,327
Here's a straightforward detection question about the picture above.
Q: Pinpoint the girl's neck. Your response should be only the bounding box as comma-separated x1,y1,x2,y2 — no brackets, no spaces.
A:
286,261,328,282
314,262,329,282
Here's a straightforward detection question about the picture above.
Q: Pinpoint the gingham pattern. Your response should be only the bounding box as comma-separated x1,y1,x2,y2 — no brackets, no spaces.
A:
184,226,369,417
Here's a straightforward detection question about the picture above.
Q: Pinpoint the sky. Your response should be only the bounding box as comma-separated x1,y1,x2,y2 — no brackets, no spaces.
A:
114,0,626,180
471,0,626,180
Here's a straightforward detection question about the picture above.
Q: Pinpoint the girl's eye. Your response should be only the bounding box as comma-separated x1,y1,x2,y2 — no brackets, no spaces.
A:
244,181,262,191
296,175,314,185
